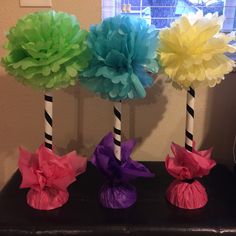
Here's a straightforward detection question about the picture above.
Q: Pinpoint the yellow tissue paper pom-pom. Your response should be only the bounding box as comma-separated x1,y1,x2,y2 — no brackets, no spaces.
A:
158,11,236,89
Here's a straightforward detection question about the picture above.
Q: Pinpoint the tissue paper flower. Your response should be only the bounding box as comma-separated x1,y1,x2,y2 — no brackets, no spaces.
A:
165,142,216,209
80,15,159,101
158,11,236,89
92,132,154,208
19,145,87,210
165,142,216,180
2,11,91,90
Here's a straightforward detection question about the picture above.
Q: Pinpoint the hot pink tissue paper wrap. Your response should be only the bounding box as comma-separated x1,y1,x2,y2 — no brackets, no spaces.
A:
165,142,216,209
18,145,87,210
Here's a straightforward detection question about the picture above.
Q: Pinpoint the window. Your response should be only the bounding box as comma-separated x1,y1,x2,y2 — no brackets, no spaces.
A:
102,0,121,19
102,0,236,32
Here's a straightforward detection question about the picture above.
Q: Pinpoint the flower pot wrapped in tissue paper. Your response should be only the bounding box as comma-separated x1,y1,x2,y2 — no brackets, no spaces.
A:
166,143,216,209
19,145,86,210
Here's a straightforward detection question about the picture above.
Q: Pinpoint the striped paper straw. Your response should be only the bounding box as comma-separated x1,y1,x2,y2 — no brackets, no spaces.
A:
113,101,122,161
44,92,53,150
185,87,195,152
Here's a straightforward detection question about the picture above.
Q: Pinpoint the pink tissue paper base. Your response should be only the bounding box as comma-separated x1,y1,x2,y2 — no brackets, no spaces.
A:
27,188,69,210
165,142,216,210
166,179,208,209
19,144,87,211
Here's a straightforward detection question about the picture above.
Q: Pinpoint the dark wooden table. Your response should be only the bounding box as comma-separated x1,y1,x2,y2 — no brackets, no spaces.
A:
0,162,235,236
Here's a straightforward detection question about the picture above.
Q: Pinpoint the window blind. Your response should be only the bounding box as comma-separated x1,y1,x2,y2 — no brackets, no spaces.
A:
102,0,121,19
102,0,236,32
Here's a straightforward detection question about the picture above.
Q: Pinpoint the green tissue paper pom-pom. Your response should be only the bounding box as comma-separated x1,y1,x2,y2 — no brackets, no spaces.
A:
2,11,92,90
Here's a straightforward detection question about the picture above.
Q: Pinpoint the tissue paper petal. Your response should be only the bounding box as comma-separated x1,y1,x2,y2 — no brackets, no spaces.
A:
80,15,159,101
2,11,91,90
158,11,236,89
165,142,216,180
19,145,87,210
92,132,154,182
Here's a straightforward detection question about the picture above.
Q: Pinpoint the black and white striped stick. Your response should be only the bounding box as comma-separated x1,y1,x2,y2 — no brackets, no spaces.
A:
44,92,53,150
113,101,122,161
185,87,195,152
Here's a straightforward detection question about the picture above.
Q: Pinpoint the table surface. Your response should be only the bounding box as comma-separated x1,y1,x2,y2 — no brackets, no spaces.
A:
0,162,235,236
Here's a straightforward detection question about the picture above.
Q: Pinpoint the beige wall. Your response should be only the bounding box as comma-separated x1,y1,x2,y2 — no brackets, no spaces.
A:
0,0,236,189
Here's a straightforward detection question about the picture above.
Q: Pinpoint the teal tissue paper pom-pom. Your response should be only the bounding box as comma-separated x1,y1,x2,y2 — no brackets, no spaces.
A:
2,11,92,90
80,15,159,101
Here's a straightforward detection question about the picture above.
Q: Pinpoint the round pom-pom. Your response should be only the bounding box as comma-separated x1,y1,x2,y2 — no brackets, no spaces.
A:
2,11,91,90
80,15,159,101
158,11,236,89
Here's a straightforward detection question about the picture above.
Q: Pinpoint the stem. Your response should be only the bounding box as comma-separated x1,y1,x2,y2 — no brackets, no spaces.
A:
185,87,195,152
113,101,122,161
44,92,53,150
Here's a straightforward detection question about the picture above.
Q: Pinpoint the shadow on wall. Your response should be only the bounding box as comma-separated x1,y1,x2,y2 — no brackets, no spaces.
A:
0,72,43,186
127,79,168,147
201,72,236,168
57,85,113,157
57,78,168,159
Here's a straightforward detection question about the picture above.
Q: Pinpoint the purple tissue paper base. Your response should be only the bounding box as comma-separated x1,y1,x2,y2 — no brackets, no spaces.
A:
100,181,137,209
91,132,154,209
